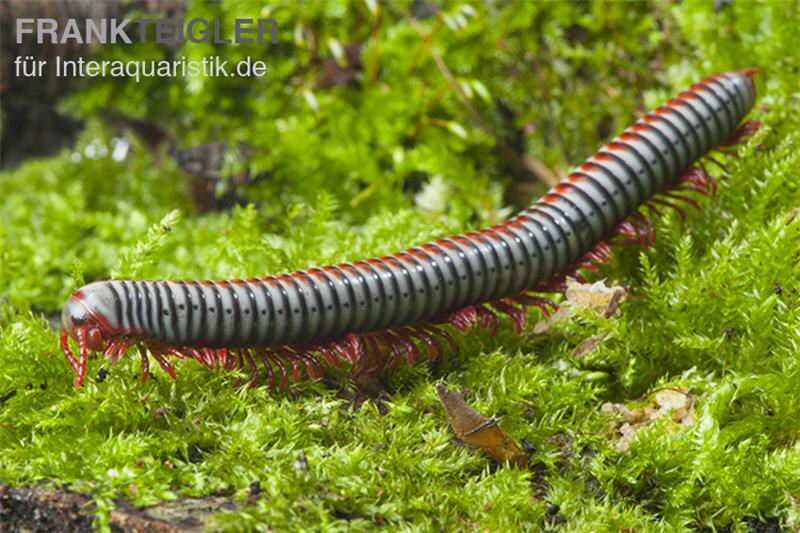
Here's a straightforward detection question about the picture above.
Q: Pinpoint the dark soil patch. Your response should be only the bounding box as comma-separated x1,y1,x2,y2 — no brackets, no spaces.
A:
0,484,237,532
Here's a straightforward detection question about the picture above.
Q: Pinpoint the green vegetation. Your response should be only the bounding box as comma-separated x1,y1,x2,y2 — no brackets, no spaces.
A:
1,1,799,530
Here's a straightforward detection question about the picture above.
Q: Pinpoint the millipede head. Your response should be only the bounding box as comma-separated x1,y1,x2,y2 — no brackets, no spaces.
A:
60,283,120,387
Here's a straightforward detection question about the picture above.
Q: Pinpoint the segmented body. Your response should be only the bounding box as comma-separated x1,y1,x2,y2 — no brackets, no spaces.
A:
61,70,759,388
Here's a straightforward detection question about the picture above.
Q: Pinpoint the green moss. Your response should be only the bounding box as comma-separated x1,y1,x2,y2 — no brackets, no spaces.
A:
1,1,800,530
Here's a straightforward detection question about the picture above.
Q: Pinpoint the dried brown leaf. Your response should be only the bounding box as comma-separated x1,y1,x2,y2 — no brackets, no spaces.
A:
435,384,528,468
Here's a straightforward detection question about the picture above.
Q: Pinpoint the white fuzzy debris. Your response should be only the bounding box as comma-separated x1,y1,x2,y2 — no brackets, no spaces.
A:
415,175,452,216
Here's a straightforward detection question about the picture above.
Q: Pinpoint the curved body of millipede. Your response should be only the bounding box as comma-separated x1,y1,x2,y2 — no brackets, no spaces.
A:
61,70,760,392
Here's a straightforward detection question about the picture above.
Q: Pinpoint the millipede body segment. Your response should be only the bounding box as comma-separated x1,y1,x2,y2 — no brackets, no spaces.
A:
61,70,760,390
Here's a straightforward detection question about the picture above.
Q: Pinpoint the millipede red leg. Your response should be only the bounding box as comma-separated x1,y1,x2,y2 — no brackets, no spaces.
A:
423,324,457,353
103,340,120,360
138,346,151,384
152,351,177,380
201,348,216,368
405,327,439,361
387,331,419,366
316,346,341,369
440,306,478,332
187,348,208,368
109,340,130,365
330,335,360,365
292,349,322,380
214,349,228,367
272,355,289,389
704,154,728,173
380,334,406,370
663,191,701,212
60,330,79,374
289,356,302,383
632,212,657,245
256,349,276,388
652,198,686,222
164,347,186,361
273,348,300,389
72,330,91,387
491,301,526,334
243,350,258,388
511,294,557,317
474,304,500,332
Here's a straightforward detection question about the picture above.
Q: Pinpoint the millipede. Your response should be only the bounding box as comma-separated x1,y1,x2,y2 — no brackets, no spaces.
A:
60,70,761,394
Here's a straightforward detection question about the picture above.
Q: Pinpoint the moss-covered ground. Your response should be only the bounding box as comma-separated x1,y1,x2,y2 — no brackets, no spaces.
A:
1,1,799,530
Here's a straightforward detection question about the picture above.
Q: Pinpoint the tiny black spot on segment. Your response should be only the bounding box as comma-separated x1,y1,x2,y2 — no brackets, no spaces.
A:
209,307,215,313
226,308,232,314
179,304,185,310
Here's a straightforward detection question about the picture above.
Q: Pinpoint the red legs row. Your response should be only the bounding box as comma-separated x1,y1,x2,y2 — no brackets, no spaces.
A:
613,212,656,246
720,120,762,150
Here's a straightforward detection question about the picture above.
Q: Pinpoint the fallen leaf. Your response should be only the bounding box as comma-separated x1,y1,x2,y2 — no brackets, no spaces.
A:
435,384,528,468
